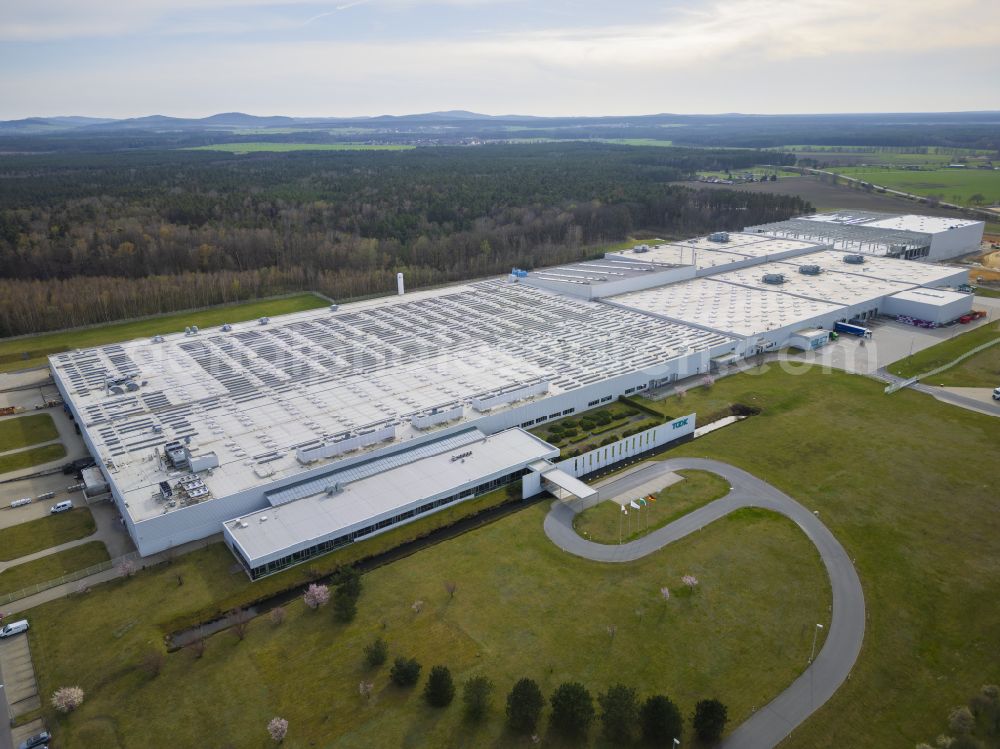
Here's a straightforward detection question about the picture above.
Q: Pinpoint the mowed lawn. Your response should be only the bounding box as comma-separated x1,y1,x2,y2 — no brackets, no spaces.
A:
891,320,1000,382
27,507,829,747
642,367,1000,748
0,413,59,452
0,507,96,561
0,293,328,372
0,541,109,597
0,442,66,475
573,469,731,544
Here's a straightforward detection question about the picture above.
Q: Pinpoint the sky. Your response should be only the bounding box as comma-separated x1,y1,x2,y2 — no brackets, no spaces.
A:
1,0,999,119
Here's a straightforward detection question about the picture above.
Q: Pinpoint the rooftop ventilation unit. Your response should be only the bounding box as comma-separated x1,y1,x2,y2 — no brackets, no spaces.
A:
258,317,270,325
329,303,339,311
708,232,730,243
762,273,786,285
151,335,165,343
190,325,199,334
843,254,866,265
632,244,650,253
221,323,232,332
798,265,822,275
184,326,193,335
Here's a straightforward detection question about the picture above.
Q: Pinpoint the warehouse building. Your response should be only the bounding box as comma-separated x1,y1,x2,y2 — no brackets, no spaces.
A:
746,211,984,261
50,215,977,574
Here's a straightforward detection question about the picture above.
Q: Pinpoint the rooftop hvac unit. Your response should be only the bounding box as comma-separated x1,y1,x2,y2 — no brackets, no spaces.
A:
708,232,730,243
843,254,866,264
184,326,192,335
329,303,339,311
151,335,165,343
190,325,199,334
258,317,270,325
762,273,786,285
221,323,232,332
798,265,821,275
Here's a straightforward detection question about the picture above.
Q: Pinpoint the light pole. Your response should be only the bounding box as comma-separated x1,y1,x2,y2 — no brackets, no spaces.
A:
809,622,824,663
673,739,680,748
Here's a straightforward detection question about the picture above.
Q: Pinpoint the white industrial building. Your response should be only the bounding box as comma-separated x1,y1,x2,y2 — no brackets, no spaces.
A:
49,213,979,577
745,210,984,261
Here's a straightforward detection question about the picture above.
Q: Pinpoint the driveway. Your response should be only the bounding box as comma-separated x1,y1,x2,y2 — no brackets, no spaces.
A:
544,458,865,749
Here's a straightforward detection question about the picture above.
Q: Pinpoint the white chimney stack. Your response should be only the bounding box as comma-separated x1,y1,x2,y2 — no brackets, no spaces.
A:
397,272,405,295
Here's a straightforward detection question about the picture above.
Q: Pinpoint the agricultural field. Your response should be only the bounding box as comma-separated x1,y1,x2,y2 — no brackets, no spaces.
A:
0,541,109,597
774,145,995,168
21,365,1000,748
835,166,1000,207
0,507,96,562
186,142,415,153
0,293,328,373
0,413,59,452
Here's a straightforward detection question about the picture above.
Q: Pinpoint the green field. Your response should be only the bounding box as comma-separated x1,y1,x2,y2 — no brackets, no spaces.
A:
0,541,109,597
0,442,66,475
573,469,731,543
28,506,827,748
776,146,995,168
0,413,59,452
186,142,416,154
0,508,96,562
0,293,328,373
891,321,1000,381
835,166,1000,206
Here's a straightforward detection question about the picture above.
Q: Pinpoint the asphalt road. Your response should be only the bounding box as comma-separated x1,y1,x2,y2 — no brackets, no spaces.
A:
544,458,865,749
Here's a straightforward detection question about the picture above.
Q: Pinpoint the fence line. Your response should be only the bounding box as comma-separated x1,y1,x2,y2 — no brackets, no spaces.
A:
0,551,141,607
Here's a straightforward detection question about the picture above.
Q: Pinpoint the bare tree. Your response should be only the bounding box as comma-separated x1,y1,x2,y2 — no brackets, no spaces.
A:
269,606,286,626
444,581,458,599
230,608,252,641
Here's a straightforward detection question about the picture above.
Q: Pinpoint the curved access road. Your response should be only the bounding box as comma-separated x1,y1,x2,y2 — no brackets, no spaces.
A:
544,458,865,749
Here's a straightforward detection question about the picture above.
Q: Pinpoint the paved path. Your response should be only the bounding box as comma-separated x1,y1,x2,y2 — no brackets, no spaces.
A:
544,458,865,749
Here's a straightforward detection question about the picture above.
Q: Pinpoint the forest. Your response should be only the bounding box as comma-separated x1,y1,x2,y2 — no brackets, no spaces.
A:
0,143,809,337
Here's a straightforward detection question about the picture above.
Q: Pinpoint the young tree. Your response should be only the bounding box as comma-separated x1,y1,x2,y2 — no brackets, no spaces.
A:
693,698,728,742
51,686,85,713
463,676,494,720
598,684,639,744
363,637,389,667
230,608,252,641
333,585,358,623
640,694,683,746
444,580,458,599
269,606,286,626
949,705,976,734
390,657,422,687
359,681,374,700
506,678,544,734
549,681,595,739
424,665,456,707
303,583,330,610
682,574,699,589
267,716,288,743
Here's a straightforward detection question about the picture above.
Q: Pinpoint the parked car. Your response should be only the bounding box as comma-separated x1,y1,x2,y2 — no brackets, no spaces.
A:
18,730,51,749
0,619,29,637
49,500,73,514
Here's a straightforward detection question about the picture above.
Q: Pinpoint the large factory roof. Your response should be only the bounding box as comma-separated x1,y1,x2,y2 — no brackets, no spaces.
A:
608,278,842,337
525,257,683,288
860,215,981,233
711,263,916,306
226,428,558,566
783,250,967,287
51,280,731,522
606,235,822,271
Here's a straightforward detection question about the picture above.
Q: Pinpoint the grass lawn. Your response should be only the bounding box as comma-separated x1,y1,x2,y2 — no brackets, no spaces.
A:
185,142,416,153
0,413,59,452
0,507,96,561
0,442,66,475
0,293,328,373
975,287,1000,299
890,321,1000,381
29,505,827,748
573,469,731,544
835,166,1000,206
0,541,109,597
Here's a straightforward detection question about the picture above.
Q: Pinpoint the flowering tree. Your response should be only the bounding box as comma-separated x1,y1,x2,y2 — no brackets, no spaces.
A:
303,583,330,610
359,681,374,700
682,575,699,589
267,716,289,743
119,560,136,578
660,587,670,602
51,686,85,713
702,375,715,390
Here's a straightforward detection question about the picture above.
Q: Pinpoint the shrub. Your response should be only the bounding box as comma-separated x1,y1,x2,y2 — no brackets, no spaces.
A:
948,705,975,734
333,586,358,622
579,418,596,430
390,656,422,687
269,606,286,626
364,637,389,667
424,665,456,707
463,676,494,720
562,426,578,437
693,698,728,742
303,583,330,610
267,716,288,743
549,681,595,738
51,686,85,713
593,411,612,426
598,684,639,744
640,694,683,745
506,677,544,734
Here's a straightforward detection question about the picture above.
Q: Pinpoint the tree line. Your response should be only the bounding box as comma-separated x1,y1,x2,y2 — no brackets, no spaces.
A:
0,143,811,337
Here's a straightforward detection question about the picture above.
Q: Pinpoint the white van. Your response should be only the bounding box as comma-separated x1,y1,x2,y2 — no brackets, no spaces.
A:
0,619,29,638
50,500,73,514
993,387,1000,401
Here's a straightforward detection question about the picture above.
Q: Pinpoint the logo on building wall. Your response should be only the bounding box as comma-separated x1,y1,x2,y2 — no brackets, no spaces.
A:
672,418,689,429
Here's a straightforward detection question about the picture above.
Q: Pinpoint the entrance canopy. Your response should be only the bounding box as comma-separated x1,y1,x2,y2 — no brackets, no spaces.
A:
541,467,598,501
